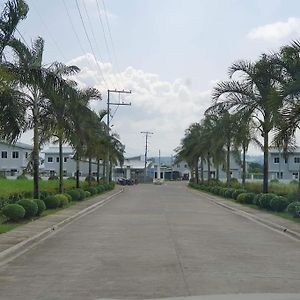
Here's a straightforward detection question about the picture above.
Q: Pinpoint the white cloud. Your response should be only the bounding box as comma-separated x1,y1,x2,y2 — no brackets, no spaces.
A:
247,17,300,42
68,54,211,156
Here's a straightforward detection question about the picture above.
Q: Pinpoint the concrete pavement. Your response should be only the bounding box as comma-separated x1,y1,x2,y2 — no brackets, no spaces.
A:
0,182,299,299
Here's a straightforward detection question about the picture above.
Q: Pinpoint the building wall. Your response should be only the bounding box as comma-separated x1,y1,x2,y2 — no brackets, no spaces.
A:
0,142,32,175
44,152,101,177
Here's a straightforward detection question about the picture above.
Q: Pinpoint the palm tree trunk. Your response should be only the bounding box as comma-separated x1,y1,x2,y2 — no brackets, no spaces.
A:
263,132,269,193
207,154,211,183
242,145,246,186
226,143,231,185
58,136,63,193
76,155,80,188
200,157,204,183
216,164,219,181
88,157,92,186
97,159,100,183
195,158,199,184
33,106,39,199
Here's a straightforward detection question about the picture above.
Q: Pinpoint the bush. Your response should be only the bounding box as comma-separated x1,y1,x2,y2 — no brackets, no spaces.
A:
86,187,97,195
0,197,9,210
43,195,60,209
232,189,247,200
16,174,28,180
67,176,75,180
270,196,289,212
2,204,25,221
287,201,300,217
48,175,58,180
16,199,38,218
289,180,298,185
258,193,277,209
54,194,69,207
270,178,279,183
23,191,33,198
40,190,52,200
236,193,256,204
230,178,239,185
66,189,81,201
33,199,46,216
85,175,96,183
224,188,234,198
8,192,23,203
96,185,105,193
0,173,7,179
287,193,299,204
253,193,264,205
63,193,72,202
85,191,91,198
77,189,86,200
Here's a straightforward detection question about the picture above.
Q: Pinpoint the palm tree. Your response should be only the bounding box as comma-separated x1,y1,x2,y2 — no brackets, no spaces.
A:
210,55,283,193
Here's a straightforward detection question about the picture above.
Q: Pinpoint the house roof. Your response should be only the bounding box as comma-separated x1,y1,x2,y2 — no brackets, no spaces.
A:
43,147,74,155
0,140,33,150
269,148,300,154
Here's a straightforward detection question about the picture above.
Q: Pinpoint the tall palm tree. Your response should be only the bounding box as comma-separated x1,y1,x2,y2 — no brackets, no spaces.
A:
210,55,283,193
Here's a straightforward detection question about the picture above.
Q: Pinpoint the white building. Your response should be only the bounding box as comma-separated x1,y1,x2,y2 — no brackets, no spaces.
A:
0,141,32,176
43,147,101,177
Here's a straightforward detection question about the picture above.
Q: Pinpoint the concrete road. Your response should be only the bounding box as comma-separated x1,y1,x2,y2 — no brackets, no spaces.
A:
0,183,299,300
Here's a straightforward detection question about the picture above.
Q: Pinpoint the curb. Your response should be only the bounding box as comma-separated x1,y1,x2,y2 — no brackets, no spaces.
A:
0,188,124,265
189,188,300,242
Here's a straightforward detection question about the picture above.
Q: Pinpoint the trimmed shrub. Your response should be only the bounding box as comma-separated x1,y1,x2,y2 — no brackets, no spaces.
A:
77,189,86,201
2,204,25,221
85,175,96,183
43,196,60,209
224,188,234,198
48,175,58,180
16,199,38,218
85,191,91,198
86,187,97,195
8,192,23,203
236,193,247,203
54,194,69,207
230,178,239,185
63,193,72,202
67,176,76,180
270,196,289,212
23,191,33,198
96,185,105,193
0,197,9,210
66,189,81,201
253,193,264,205
287,193,299,204
33,199,46,216
232,189,247,200
40,190,52,200
258,193,277,209
236,193,255,204
287,201,300,217
16,174,28,180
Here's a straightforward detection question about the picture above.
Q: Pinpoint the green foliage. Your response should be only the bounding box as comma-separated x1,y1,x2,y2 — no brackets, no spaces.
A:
33,199,46,216
270,196,289,212
236,193,255,204
43,196,60,209
16,174,27,180
16,199,38,218
48,175,59,180
2,204,25,221
289,180,298,185
66,189,81,201
0,174,7,179
8,192,23,203
86,187,97,195
85,175,96,182
253,193,264,205
77,188,86,200
84,191,91,198
40,190,51,200
54,194,69,207
96,185,104,193
224,188,234,198
248,162,263,174
232,189,247,200
258,193,277,209
270,178,279,183
63,193,72,202
287,201,300,217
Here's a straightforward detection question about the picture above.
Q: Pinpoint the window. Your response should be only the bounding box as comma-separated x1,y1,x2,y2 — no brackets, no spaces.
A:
25,152,28,159
177,164,180,168
285,157,288,164
274,157,279,164
293,172,299,179
12,151,19,159
64,157,68,163
50,170,55,176
1,151,7,159
92,172,97,176
48,157,53,163
184,164,188,168
56,157,59,163
276,172,283,179
63,170,67,176
294,157,300,163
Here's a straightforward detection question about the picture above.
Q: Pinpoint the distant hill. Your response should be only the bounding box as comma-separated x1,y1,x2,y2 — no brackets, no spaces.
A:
246,155,263,165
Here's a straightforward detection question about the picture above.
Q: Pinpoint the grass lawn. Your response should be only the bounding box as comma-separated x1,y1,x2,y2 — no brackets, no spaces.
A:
0,178,89,198
245,181,298,195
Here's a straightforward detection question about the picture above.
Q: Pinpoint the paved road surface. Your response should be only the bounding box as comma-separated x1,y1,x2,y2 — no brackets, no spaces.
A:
0,183,299,299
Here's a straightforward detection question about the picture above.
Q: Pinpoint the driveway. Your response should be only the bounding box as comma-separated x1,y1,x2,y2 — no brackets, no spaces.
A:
0,182,299,299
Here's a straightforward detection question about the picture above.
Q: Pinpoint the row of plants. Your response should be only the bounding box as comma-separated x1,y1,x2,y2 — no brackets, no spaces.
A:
189,182,300,218
0,183,115,223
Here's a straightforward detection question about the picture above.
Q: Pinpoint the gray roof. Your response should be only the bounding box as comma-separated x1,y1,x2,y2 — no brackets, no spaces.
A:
43,147,74,154
0,140,32,150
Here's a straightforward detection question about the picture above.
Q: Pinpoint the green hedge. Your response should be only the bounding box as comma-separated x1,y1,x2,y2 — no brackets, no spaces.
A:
2,204,25,221
16,199,38,218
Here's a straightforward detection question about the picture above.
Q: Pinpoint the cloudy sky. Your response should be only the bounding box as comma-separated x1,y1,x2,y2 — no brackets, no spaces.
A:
16,0,300,157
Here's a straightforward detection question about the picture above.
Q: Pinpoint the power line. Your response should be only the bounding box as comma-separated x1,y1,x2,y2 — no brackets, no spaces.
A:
31,2,67,61
95,0,121,90
62,0,86,54
81,0,116,89
15,28,29,48
75,0,109,89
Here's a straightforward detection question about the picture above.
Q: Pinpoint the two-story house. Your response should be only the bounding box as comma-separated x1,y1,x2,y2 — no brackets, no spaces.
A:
43,147,100,177
0,141,32,176
269,148,300,180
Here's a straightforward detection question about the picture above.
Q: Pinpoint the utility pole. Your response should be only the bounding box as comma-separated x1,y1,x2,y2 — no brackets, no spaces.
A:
106,89,131,182
141,131,153,183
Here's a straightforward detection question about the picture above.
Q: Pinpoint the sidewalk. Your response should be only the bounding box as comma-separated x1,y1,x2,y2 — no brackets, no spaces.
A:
188,187,300,240
0,186,123,263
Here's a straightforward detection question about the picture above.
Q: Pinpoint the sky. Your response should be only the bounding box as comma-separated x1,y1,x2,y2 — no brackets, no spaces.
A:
13,0,300,157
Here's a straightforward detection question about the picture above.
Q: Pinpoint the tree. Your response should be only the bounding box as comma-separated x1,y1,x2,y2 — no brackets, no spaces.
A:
210,55,283,193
